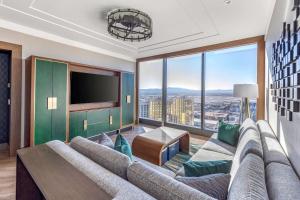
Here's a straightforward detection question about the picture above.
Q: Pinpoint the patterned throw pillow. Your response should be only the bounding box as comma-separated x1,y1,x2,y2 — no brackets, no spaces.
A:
114,134,132,160
176,173,231,200
98,133,114,149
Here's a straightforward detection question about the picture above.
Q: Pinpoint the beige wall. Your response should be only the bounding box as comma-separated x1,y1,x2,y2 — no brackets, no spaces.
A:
265,0,300,176
0,27,136,148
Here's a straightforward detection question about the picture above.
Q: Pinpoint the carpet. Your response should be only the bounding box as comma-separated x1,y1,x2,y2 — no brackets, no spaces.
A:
110,127,204,174
162,143,202,173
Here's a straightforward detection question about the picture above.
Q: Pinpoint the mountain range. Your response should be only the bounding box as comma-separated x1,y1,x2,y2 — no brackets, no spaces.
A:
140,87,234,96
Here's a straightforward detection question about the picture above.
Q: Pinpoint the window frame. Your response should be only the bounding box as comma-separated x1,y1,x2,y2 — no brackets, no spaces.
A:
136,36,265,135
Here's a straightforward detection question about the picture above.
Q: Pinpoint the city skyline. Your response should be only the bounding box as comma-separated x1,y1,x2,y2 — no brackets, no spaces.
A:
139,94,257,131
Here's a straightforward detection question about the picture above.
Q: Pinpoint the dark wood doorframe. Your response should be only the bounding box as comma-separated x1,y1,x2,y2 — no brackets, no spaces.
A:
0,41,22,157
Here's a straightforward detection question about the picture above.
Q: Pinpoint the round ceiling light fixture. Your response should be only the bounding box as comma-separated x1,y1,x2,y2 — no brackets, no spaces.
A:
107,8,152,42
224,0,231,4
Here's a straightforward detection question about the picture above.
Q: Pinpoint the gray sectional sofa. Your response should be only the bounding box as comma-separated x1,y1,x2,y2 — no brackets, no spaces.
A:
45,119,300,200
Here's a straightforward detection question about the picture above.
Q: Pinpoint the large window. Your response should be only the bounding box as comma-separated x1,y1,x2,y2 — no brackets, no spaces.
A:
138,43,259,133
167,54,202,128
204,44,257,131
139,59,163,121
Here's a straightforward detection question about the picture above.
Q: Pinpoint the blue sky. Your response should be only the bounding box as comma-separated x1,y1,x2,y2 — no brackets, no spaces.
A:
139,44,257,90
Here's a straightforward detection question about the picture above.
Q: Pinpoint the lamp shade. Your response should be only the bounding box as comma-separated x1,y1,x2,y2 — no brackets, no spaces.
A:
233,84,258,98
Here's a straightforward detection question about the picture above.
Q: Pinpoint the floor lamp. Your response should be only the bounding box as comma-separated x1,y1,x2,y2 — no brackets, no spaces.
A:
233,84,258,123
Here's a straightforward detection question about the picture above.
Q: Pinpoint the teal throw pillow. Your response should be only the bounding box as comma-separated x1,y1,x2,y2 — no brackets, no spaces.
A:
217,121,240,146
183,160,232,177
114,134,132,160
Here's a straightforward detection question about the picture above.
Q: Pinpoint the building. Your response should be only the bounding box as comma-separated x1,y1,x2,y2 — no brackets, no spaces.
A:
149,96,162,121
139,99,149,118
167,96,194,126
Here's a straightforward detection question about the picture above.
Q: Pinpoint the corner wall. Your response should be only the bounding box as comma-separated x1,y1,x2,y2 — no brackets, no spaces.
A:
0,27,136,148
265,0,300,176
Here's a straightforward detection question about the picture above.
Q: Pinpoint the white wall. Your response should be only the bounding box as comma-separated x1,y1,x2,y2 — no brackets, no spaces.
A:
265,0,300,176
0,27,136,147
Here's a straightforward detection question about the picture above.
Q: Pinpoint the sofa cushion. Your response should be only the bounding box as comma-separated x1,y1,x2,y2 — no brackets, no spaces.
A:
218,121,240,146
228,154,268,200
256,120,276,139
202,133,236,156
190,149,233,162
261,135,290,166
47,140,155,200
70,136,131,179
98,133,114,149
175,173,230,200
230,129,263,179
132,156,176,177
257,121,290,166
127,161,216,200
177,149,233,176
266,162,300,200
238,129,263,160
183,160,232,177
114,134,133,160
239,118,259,140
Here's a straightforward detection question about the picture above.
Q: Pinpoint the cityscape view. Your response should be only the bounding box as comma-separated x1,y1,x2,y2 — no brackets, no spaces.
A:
139,88,256,131
139,44,258,131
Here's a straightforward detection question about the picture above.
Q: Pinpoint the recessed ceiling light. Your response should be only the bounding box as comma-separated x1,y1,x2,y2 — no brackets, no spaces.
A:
224,0,231,4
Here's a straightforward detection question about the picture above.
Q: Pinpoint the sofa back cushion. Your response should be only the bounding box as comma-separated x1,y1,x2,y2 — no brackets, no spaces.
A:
230,128,263,181
238,129,263,160
239,118,259,140
266,162,300,200
256,120,276,139
228,153,268,200
257,120,290,166
70,136,131,179
127,161,216,200
175,174,230,200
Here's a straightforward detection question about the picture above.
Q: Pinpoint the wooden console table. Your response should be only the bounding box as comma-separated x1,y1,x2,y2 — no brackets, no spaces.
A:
132,127,190,166
16,145,112,200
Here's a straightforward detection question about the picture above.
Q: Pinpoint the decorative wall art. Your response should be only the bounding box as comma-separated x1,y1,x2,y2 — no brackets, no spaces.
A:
271,3,300,121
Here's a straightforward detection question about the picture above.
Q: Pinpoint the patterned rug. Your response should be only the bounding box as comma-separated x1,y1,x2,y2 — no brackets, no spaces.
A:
110,127,203,173
162,143,202,173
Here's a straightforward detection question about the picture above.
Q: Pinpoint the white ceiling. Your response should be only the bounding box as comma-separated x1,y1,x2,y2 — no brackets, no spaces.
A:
0,0,275,61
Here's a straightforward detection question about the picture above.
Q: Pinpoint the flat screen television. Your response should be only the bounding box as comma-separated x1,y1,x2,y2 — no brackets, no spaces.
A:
70,72,119,104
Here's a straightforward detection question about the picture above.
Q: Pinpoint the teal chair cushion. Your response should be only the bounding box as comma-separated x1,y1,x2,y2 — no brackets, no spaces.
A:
114,134,132,160
183,160,232,177
217,121,240,146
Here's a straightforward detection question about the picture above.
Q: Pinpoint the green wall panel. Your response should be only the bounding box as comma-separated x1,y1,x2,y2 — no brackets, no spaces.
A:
121,73,128,126
87,109,109,137
69,111,87,140
52,62,67,142
127,73,134,125
122,72,134,126
34,59,53,145
34,59,68,145
110,107,120,131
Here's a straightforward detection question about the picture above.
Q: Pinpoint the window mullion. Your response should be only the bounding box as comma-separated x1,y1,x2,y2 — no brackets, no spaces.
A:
162,58,167,125
201,53,206,130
